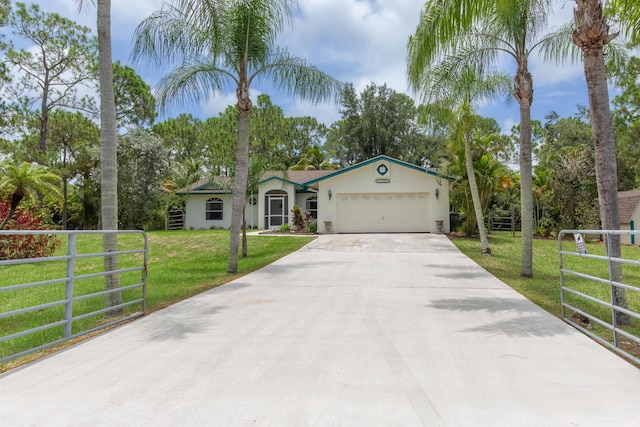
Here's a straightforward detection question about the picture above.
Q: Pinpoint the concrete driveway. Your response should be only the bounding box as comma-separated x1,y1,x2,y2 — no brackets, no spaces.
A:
1,234,640,426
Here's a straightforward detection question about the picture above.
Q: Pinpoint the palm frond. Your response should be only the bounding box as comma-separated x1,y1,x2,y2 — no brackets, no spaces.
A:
604,41,630,82
537,23,580,65
73,0,96,14
413,44,506,104
253,48,343,105
0,162,61,201
131,4,216,66
155,62,236,112
175,0,298,38
409,0,558,91
610,0,640,46
408,0,491,85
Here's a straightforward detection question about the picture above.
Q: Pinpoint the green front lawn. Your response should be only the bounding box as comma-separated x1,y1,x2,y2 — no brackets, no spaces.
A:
450,231,640,360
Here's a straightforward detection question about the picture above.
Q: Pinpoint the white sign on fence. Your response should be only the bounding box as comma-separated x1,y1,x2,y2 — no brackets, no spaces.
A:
574,233,587,254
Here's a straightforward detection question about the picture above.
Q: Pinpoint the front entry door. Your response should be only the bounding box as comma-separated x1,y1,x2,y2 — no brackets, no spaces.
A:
266,194,288,229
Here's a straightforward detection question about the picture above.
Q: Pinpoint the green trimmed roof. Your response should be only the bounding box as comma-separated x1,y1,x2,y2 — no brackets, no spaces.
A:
175,177,232,195
178,156,450,195
303,155,445,186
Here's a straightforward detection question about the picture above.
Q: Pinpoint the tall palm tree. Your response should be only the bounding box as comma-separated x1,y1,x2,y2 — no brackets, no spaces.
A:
408,0,569,277
413,65,510,255
0,162,60,229
74,0,121,314
573,0,630,324
242,156,274,257
132,0,341,273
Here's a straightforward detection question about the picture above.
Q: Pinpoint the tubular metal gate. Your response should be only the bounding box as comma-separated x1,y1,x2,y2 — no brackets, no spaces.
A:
558,230,640,365
0,230,147,365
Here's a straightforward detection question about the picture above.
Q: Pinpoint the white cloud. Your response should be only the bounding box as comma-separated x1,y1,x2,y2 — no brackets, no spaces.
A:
530,59,585,87
278,0,422,93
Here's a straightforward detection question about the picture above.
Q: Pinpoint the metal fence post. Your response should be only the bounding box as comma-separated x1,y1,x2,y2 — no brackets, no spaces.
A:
558,231,566,320
142,232,148,314
64,233,76,339
605,232,620,348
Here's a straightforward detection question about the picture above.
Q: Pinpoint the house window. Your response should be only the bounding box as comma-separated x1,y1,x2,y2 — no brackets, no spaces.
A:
306,196,318,219
206,197,223,220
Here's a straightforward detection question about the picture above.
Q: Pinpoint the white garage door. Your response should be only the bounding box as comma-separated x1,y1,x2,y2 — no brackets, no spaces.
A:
337,192,430,233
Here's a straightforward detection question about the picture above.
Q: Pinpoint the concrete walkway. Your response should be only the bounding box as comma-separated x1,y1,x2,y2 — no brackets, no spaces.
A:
1,234,639,426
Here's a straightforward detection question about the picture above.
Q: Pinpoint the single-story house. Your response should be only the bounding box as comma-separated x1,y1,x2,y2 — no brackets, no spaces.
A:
177,155,451,234
618,189,640,245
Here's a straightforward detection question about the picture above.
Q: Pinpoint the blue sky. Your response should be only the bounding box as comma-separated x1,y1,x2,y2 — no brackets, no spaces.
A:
10,0,599,134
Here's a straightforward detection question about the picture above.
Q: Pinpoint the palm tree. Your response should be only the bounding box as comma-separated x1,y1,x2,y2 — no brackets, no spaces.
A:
242,156,272,257
573,0,630,324
532,166,552,232
74,0,121,314
0,162,60,229
290,146,339,170
408,0,569,277
412,65,511,255
132,0,341,273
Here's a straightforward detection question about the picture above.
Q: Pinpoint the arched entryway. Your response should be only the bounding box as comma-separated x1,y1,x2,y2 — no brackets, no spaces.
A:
265,190,289,229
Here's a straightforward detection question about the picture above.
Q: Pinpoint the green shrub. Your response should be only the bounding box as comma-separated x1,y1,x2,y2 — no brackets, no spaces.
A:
291,205,305,231
0,201,60,260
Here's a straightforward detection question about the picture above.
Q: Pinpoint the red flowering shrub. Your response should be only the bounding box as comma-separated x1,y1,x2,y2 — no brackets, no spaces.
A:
0,200,60,260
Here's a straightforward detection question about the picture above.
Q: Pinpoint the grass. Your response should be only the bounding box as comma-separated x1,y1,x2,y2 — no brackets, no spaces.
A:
0,230,315,372
450,231,640,361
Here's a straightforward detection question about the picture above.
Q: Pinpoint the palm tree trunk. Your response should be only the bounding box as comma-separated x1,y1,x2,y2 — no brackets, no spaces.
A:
515,65,534,278
465,132,491,255
574,0,629,324
227,85,251,273
0,209,13,230
242,206,247,258
97,0,122,315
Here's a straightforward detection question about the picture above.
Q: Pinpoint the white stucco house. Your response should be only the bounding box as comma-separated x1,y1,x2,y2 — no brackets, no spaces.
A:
618,189,640,245
177,155,451,234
